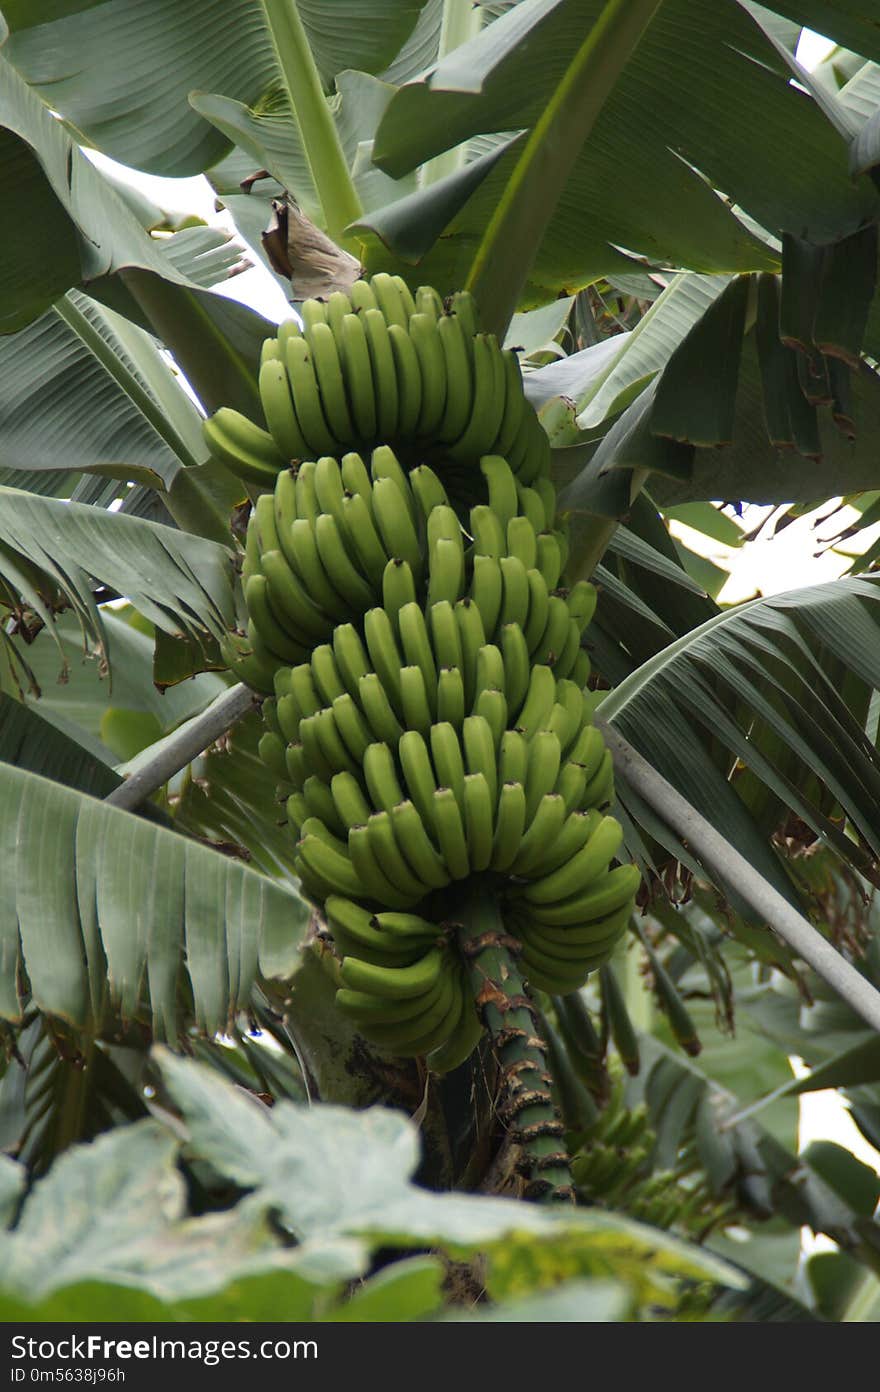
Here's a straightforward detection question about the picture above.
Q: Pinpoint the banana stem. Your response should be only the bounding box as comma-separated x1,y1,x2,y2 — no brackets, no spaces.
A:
454,879,574,1203
104,684,257,812
259,0,363,246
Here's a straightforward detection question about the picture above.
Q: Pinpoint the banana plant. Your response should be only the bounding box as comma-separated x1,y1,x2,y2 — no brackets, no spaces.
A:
1,0,880,1321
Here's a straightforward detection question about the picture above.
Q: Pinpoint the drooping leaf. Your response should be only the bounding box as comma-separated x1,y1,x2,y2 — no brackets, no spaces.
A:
600,575,880,903
0,489,236,655
0,763,308,1035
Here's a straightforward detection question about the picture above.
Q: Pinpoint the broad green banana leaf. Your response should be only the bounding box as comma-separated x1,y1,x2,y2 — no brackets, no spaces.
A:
11,610,226,753
0,36,273,415
363,0,876,297
0,762,308,1036
0,290,209,493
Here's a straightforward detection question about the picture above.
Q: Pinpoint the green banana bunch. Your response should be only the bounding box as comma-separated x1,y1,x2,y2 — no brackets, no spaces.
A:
203,274,550,492
225,277,639,1096
326,897,483,1069
569,1087,732,1236
229,448,590,695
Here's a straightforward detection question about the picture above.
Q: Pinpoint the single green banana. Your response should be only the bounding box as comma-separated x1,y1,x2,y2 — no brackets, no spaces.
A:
430,721,466,812
338,312,378,442
204,408,286,486
524,728,562,823
370,272,410,330
330,771,372,832
437,665,466,729
333,622,371,699
551,617,582,682
498,621,530,718
516,663,557,739
494,349,528,460
363,740,406,814
258,729,288,781
299,299,327,333
498,555,530,629
581,748,614,809
364,606,406,717
436,313,473,443
510,793,567,876
409,311,447,437
432,786,471,880
535,531,564,590
490,780,528,871
259,359,311,462
341,946,447,1003
428,600,464,672
469,503,506,559
399,730,440,834
350,279,379,314
517,482,549,535
367,810,434,902
332,692,374,764
400,663,433,738
389,800,451,891
383,558,418,630
506,514,539,573
285,335,340,457
462,771,494,871
410,463,450,521
326,290,352,340
296,829,362,899
454,597,487,707
469,553,503,638
398,601,438,713
358,672,405,747
306,318,356,442
567,579,599,632
447,333,506,461
314,513,375,610
473,689,506,753
372,476,423,576
294,459,320,526
310,643,346,703
462,714,497,808
361,307,399,439
388,323,423,437
533,594,572,668
313,454,348,532
522,568,551,652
